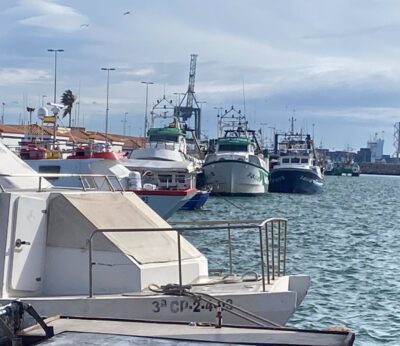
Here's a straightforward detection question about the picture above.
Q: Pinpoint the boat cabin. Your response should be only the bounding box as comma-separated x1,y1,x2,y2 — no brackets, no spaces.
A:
146,127,187,153
216,136,255,154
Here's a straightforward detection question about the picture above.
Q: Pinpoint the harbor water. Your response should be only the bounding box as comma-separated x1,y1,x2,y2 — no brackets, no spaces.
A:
170,175,400,346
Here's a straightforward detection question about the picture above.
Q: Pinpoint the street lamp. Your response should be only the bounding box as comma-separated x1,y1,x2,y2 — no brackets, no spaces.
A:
122,112,128,136
141,81,154,138
1,102,5,124
47,49,64,103
101,67,116,143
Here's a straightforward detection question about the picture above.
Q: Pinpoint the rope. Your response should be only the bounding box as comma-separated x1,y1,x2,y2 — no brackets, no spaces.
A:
147,282,282,328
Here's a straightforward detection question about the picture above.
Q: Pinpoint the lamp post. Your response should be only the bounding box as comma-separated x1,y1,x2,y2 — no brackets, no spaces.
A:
141,81,154,138
101,67,116,143
1,102,5,124
122,112,128,136
47,49,64,103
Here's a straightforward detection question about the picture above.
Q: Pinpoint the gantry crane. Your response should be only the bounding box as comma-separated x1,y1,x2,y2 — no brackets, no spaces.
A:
174,54,202,139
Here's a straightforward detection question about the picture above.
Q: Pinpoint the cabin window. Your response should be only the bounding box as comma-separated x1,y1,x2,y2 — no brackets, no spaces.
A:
301,158,309,164
149,135,179,142
282,158,290,163
291,158,300,163
219,144,248,152
38,166,60,181
249,156,259,164
158,175,173,186
176,175,186,184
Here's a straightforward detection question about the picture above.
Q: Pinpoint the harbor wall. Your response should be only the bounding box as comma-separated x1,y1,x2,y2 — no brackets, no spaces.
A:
360,163,400,175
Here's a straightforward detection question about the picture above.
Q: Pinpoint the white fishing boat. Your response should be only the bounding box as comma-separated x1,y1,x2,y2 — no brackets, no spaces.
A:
24,144,195,219
0,141,310,327
202,107,269,195
127,99,208,209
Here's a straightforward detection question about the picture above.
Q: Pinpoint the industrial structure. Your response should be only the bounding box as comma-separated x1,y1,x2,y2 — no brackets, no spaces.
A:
174,54,202,139
394,122,400,162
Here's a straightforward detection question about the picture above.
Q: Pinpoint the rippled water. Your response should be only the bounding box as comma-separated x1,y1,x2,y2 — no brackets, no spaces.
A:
170,175,400,346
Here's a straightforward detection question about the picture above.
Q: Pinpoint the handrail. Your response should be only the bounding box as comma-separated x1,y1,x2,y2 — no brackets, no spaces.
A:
87,218,288,298
0,173,125,193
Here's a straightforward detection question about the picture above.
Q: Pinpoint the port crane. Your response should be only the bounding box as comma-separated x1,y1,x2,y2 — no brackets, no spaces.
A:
174,54,202,139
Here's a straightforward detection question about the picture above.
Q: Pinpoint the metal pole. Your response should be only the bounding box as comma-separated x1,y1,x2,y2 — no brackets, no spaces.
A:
259,226,266,292
89,237,93,298
54,51,57,103
1,102,4,124
283,220,287,276
101,68,116,144
228,224,233,275
141,81,154,138
48,49,64,103
105,70,110,141
177,231,183,295
271,222,275,280
123,112,128,135
265,223,270,285
278,221,281,276
48,49,64,148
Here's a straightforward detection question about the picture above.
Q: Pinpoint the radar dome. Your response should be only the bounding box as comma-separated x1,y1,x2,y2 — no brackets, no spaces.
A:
37,107,49,119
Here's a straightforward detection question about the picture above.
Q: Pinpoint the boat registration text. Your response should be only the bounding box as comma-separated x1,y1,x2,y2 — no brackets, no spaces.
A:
151,298,233,313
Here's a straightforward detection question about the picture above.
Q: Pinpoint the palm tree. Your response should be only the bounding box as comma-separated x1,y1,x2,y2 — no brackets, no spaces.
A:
61,89,76,127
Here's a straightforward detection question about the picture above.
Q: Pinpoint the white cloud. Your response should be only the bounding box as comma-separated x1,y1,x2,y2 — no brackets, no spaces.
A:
13,0,88,33
132,68,155,77
0,68,49,86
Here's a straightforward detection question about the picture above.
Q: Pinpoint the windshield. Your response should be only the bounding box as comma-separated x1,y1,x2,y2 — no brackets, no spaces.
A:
149,135,179,142
218,144,248,152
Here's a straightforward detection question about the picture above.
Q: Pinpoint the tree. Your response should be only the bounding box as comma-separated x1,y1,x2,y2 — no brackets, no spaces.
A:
61,89,76,128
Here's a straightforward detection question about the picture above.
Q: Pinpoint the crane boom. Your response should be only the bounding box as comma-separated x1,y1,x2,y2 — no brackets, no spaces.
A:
186,54,197,108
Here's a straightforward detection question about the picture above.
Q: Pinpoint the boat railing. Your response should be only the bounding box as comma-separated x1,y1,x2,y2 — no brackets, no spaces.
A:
88,218,288,297
0,173,124,193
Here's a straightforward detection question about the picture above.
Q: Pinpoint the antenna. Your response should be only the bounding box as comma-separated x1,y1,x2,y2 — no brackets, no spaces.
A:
242,77,246,116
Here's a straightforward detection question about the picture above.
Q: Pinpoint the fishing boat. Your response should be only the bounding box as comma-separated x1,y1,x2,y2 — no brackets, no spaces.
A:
324,161,360,176
127,97,209,209
24,143,196,219
202,107,269,195
0,141,310,328
269,119,323,194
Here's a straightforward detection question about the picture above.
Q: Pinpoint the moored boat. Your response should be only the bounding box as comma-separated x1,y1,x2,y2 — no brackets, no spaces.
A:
324,161,360,176
269,132,323,194
127,107,208,209
25,144,195,219
202,107,269,195
0,141,310,327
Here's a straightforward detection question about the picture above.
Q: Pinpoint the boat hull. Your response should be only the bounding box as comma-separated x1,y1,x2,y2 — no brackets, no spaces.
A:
0,275,310,327
203,160,269,195
134,189,196,219
269,168,323,194
181,190,209,210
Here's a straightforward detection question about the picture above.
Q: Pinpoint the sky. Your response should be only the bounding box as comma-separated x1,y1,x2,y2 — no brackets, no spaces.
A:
1,0,400,153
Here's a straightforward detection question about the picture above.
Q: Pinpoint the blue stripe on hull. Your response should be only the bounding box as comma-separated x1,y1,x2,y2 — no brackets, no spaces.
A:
181,191,210,210
269,169,323,194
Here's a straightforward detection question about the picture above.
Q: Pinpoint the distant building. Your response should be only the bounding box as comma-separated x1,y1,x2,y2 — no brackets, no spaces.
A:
355,148,372,163
367,133,384,162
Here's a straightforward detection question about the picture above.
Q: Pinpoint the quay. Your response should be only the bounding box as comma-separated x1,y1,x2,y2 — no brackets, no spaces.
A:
359,162,400,175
